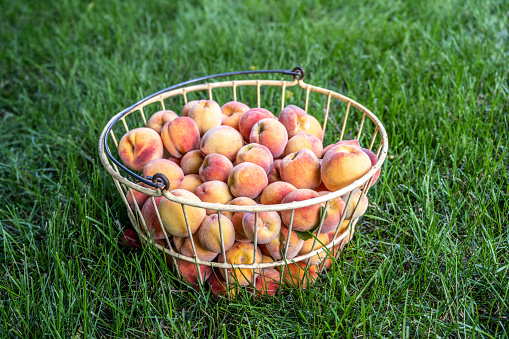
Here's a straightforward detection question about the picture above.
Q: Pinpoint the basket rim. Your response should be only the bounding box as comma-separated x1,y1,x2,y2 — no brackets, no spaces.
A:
98,73,388,213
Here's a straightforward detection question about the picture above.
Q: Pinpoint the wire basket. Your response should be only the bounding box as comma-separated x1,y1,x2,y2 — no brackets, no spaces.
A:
98,66,388,294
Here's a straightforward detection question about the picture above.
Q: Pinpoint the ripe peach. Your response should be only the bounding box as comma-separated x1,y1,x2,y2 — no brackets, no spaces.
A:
142,158,184,191
284,133,323,158
173,236,185,252
235,143,274,174
321,144,371,191
194,181,234,215
200,126,244,162
182,100,199,116
280,189,321,232
228,163,268,199
306,115,323,140
317,191,346,234
265,225,304,260
165,155,181,167
250,119,288,158
126,182,152,210
341,189,368,220
361,147,380,186
188,100,223,135
147,110,179,134
322,139,361,158
250,267,280,296
327,220,356,250
298,233,330,264
224,200,255,238
199,154,233,183
280,149,321,190
180,150,204,175
281,262,318,289
242,211,281,244
260,182,297,205
180,233,218,261
238,108,276,141
158,189,206,237
198,214,235,253
118,127,164,172
267,159,282,184
176,259,212,286
160,117,201,158
178,174,203,192
141,196,168,246
218,242,262,285
221,197,256,242
221,101,250,131
278,105,310,138
208,268,238,297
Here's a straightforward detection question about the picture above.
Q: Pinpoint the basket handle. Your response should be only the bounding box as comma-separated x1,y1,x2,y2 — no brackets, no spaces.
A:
103,67,306,189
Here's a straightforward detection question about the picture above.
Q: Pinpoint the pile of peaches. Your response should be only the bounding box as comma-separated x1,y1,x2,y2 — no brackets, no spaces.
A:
118,99,379,296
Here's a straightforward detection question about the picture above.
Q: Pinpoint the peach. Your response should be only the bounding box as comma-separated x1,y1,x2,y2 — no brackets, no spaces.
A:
361,147,380,186
221,197,256,242
341,189,368,220
323,139,361,158
126,182,152,210
141,196,166,244
235,144,274,174
147,110,179,134
284,133,323,158
165,156,181,167
242,211,281,244
306,115,323,140
260,182,297,205
250,267,280,296
327,219,352,242
200,126,244,162
160,117,200,158
180,150,204,175
250,119,288,158
208,268,238,297
194,181,234,215
281,262,318,289
228,163,268,199
142,158,184,191
199,154,233,183
321,144,371,191
188,100,223,135
262,254,274,263
118,127,164,172
265,225,304,260
267,159,282,184
182,100,199,116
180,233,218,261
280,189,321,232
178,174,203,192
317,191,346,234
238,108,276,141
198,214,236,253
280,149,321,190
327,220,356,251
158,189,206,237
218,242,262,285
316,181,328,192
278,105,310,138
321,244,341,270
221,101,250,131
298,233,330,264
173,236,185,252
176,259,212,286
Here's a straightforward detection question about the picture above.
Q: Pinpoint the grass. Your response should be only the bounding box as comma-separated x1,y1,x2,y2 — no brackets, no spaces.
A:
1,0,508,337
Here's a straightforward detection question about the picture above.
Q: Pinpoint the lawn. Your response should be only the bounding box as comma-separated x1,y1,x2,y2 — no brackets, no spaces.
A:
1,0,508,337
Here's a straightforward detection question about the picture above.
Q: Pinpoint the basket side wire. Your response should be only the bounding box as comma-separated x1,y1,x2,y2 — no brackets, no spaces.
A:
304,200,330,272
181,204,204,285
216,211,230,293
149,196,180,276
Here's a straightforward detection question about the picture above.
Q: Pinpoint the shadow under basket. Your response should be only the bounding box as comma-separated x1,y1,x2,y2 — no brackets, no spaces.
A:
98,67,388,296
